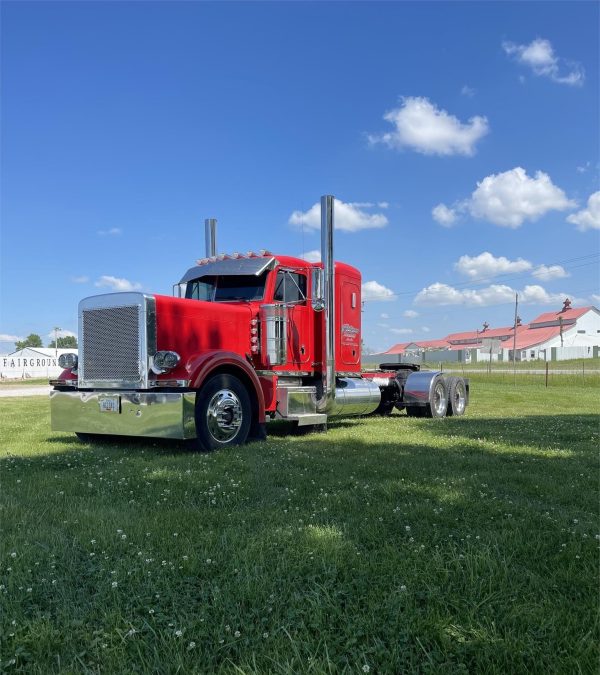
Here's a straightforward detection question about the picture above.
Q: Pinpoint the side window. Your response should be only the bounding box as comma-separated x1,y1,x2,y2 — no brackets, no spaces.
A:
274,271,307,303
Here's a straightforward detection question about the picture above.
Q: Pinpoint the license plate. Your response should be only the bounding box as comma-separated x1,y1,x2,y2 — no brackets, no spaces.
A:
99,395,120,414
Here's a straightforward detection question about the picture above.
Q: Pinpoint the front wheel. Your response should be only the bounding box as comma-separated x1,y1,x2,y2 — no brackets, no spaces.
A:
194,374,251,451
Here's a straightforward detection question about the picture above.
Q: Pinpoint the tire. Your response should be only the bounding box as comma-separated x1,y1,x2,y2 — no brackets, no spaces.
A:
423,375,448,418
194,374,251,452
447,377,467,416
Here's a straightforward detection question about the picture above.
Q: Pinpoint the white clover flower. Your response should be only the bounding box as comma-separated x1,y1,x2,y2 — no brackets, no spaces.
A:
111,581,118,588
362,666,370,673
175,629,183,637
188,641,196,649
234,630,241,638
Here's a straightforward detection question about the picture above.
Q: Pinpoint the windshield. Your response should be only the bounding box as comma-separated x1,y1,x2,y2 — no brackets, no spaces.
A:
183,274,266,302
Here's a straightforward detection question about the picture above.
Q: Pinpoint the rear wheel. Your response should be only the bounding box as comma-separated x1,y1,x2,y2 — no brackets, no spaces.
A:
194,374,251,451
447,377,467,416
424,375,447,418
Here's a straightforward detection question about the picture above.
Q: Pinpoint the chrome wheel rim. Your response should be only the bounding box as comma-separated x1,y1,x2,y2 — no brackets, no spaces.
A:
453,382,466,415
432,381,447,416
206,389,243,442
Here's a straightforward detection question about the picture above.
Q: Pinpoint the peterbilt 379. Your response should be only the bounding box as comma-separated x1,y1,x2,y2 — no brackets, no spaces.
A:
50,196,469,450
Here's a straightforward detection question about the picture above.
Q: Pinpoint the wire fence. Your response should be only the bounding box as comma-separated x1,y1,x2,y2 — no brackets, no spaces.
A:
431,359,600,388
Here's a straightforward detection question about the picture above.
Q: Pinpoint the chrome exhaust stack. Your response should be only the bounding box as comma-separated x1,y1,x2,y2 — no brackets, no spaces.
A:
204,218,217,257
316,194,336,413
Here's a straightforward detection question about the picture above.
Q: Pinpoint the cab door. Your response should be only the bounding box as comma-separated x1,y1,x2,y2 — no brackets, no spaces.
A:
340,280,361,367
273,269,310,367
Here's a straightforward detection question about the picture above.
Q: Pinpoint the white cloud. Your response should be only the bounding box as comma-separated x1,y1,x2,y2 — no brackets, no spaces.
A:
95,276,142,292
47,329,77,340
299,250,321,263
378,202,390,209
502,38,584,86
576,162,591,174
567,191,600,231
368,96,489,156
390,328,413,335
461,85,475,97
532,264,569,282
421,326,431,333
432,203,458,227
455,252,532,279
415,281,575,307
447,167,575,228
380,313,390,319
289,199,388,233
362,280,395,302
403,309,419,318
97,227,122,236
71,275,90,284
0,333,23,342
592,294,600,304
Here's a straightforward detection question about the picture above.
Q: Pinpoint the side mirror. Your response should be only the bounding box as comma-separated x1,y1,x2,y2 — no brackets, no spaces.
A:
311,268,325,311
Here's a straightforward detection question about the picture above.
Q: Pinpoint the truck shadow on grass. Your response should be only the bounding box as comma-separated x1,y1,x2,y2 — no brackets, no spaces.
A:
38,412,599,460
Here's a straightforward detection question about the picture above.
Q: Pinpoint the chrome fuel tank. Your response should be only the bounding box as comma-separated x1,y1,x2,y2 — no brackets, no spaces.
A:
327,377,381,417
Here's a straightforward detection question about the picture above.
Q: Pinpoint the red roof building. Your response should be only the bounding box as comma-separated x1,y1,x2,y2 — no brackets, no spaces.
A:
380,304,600,361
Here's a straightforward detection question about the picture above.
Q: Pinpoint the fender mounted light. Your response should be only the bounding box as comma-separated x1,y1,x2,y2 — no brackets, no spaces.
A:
58,353,78,370
152,351,181,374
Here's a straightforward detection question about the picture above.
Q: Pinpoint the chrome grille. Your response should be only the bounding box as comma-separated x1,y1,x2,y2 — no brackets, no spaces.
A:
81,305,141,382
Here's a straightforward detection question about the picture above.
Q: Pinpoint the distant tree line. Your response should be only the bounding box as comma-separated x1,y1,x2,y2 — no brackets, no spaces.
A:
14,334,78,350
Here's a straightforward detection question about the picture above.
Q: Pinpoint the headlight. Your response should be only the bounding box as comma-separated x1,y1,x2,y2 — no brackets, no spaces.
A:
152,351,181,374
58,353,78,370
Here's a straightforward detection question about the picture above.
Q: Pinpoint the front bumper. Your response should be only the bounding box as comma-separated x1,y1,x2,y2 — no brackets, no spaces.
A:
50,390,197,439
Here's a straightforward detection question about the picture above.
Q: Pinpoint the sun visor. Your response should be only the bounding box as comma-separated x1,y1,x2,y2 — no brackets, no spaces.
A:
179,256,279,284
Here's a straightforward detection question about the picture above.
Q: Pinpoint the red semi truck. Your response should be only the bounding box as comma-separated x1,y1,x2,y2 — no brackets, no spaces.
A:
50,196,469,450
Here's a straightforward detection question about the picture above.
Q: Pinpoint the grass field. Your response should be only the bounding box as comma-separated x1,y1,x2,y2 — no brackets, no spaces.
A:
1,382,598,673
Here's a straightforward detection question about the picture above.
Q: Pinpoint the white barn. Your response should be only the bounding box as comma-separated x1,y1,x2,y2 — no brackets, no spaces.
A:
0,348,78,379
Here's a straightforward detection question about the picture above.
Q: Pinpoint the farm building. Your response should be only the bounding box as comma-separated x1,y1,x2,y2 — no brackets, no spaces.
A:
379,302,600,363
0,347,77,379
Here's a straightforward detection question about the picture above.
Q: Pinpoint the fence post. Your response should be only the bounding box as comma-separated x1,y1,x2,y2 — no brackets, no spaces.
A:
582,359,585,384
545,362,549,388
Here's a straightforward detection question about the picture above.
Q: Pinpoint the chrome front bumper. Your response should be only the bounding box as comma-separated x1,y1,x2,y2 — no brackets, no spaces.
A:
50,390,197,439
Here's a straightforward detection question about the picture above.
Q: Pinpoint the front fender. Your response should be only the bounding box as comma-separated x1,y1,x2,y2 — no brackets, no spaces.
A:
186,351,266,423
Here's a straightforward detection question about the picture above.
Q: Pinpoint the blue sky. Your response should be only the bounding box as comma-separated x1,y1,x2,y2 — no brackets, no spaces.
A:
1,1,599,353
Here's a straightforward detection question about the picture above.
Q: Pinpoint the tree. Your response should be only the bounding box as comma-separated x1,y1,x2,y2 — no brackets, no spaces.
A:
15,333,43,351
48,335,78,349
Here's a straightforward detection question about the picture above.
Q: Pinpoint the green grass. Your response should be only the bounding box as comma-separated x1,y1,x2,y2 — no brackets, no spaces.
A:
1,383,598,673
0,378,49,387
